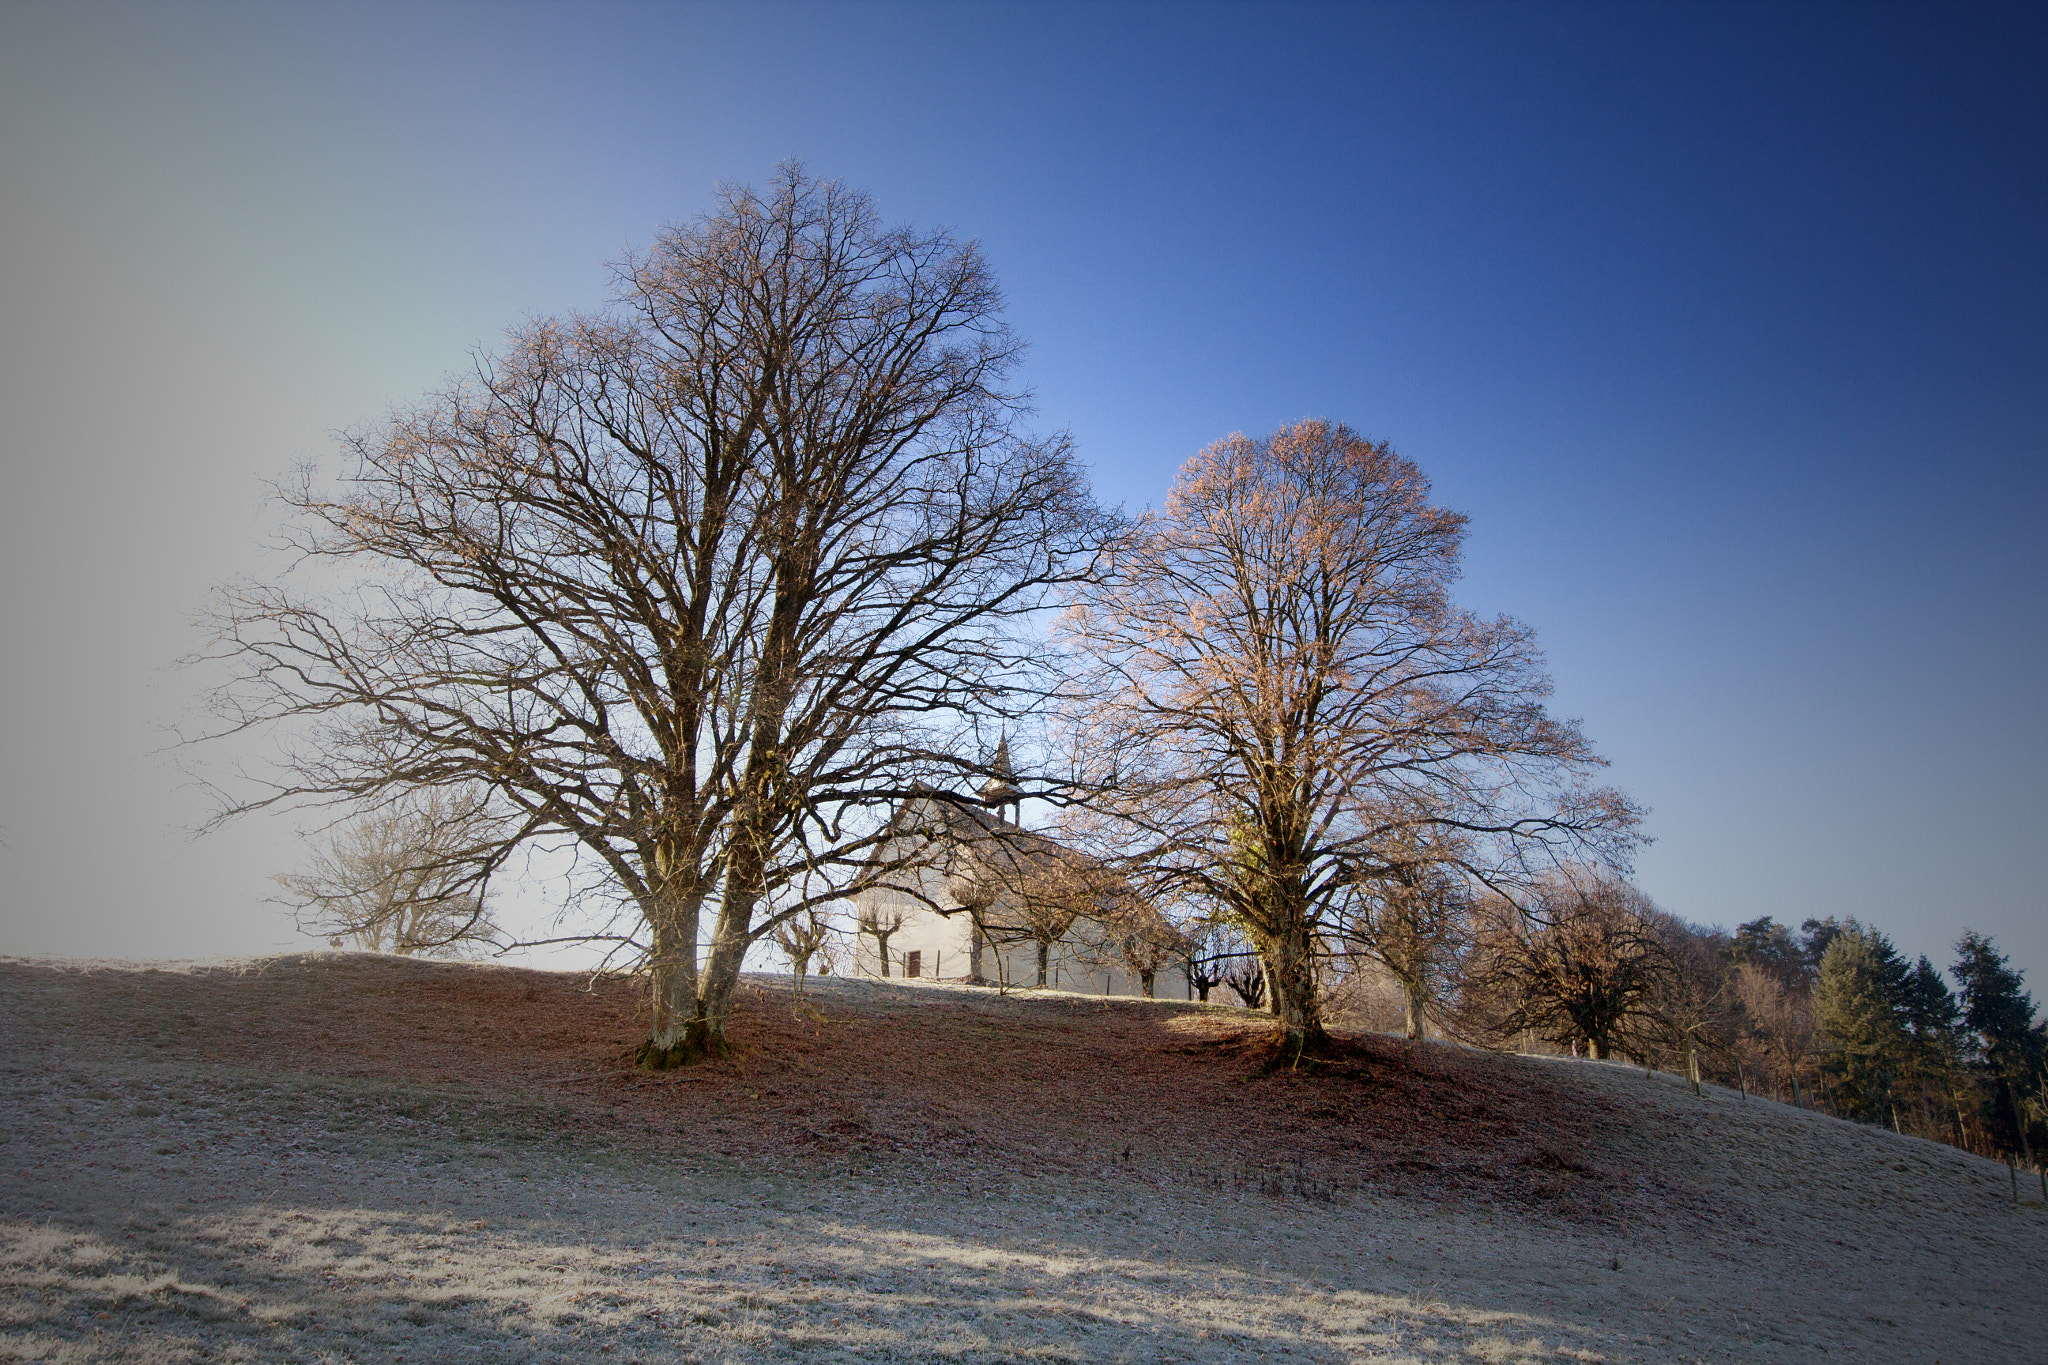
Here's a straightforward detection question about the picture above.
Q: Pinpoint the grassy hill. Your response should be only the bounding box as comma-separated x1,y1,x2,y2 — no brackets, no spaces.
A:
1,953,2040,1363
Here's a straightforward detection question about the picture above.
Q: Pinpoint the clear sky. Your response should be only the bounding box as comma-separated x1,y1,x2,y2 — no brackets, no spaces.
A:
2,1,2043,989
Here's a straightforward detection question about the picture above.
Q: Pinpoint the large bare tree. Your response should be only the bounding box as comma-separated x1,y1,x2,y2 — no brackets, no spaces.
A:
1061,420,1637,1057
200,166,1109,1063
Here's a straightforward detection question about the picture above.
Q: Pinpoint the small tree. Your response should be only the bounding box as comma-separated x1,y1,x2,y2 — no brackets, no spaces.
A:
858,906,905,978
1106,901,1186,999
1460,873,1669,1060
995,857,1088,988
274,789,507,956
771,907,838,992
1222,953,1269,1010
1184,923,1235,1003
1731,960,1816,1102
1343,826,1472,1040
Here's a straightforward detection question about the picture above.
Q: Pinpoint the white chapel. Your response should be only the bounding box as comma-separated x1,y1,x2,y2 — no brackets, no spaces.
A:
847,746,1190,999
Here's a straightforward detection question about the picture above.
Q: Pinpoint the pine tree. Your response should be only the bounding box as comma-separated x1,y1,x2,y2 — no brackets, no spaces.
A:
1952,932,2046,1164
1811,922,1912,1124
1734,916,1811,989
1896,954,1965,1136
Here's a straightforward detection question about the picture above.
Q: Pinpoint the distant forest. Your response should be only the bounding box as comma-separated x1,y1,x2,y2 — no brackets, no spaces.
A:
1282,889,2046,1176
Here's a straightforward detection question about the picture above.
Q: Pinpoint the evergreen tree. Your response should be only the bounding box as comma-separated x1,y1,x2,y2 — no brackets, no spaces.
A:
1734,916,1810,989
1902,954,1963,1040
1895,954,1965,1135
1952,932,2047,1162
1811,921,1912,1123
1799,917,1852,982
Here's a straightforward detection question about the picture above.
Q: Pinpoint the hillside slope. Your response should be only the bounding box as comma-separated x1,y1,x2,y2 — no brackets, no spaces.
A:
1,953,2040,1363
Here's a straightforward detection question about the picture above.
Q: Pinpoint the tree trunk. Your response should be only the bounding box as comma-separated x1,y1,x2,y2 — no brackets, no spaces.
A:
1037,940,1049,988
2011,1082,2035,1170
662,848,761,1067
637,896,704,1070
874,931,894,976
1587,1037,1608,1061
1140,968,1156,998
692,902,752,1060
1269,922,1326,1059
1402,981,1426,1040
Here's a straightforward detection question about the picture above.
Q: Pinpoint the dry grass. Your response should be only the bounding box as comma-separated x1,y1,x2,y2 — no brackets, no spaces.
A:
2,952,2042,1363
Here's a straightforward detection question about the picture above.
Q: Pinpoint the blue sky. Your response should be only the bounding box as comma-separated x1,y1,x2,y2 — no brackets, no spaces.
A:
2,1,2043,987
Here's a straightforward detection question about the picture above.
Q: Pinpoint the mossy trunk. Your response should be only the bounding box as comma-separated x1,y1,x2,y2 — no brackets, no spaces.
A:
639,900,706,1070
638,884,753,1070
1270,921,1327,1060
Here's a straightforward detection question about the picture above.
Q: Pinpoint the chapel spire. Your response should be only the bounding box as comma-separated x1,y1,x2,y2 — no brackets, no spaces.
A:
979,735,1022,823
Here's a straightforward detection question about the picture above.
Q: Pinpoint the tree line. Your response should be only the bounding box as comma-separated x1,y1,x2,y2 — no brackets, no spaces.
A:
1209,867,2045,1172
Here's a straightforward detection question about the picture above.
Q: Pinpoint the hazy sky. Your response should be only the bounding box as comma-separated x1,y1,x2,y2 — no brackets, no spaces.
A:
2,1,2043,987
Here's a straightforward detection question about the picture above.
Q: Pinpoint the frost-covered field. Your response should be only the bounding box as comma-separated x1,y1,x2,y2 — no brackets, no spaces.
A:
1,955,2040,1363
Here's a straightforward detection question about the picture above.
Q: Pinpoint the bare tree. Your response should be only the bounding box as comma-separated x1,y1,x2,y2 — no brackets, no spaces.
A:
1018,894,1080,988
1642,912,1736,1090
1459,873,1670,1059
1731,961,1817,1101
857,905,906,977
1184,922,1234,1003
1107,900,1186,998
273,789,507,956
771,906,838,992
198,165,1110,1065
1223,957,1269,1010
1060,421,1637,1057
946,836,1086,988
1341,823,1472,1039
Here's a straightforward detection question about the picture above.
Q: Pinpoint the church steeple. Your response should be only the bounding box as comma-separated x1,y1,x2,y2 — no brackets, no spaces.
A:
979,736,1022,824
